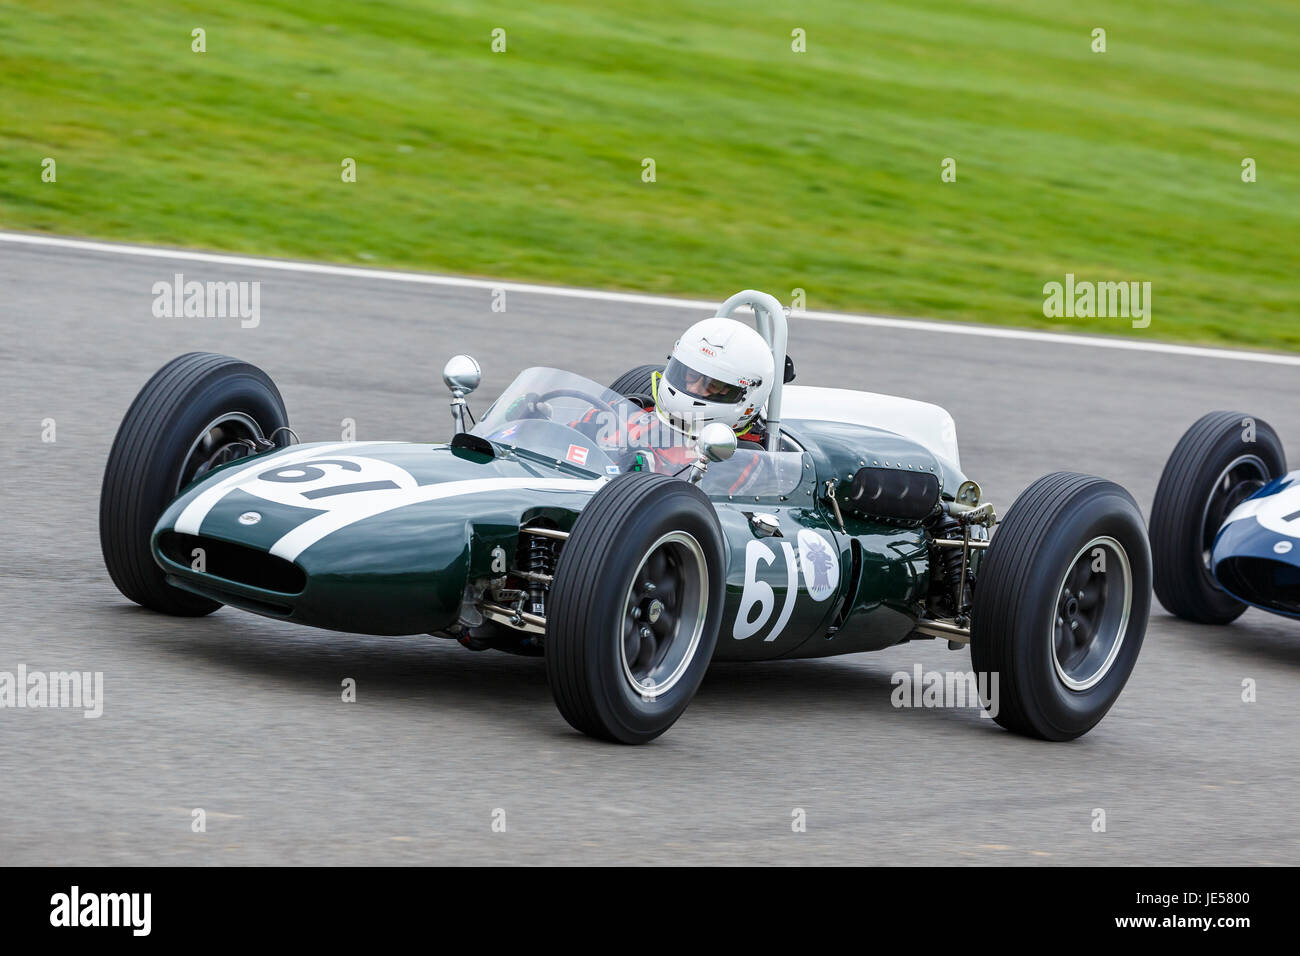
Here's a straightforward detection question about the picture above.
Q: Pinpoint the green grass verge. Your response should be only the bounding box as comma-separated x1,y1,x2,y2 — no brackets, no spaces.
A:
2,0,1297,349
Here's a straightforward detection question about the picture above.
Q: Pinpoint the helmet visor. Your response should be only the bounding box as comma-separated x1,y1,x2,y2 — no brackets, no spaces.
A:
663,358,745,404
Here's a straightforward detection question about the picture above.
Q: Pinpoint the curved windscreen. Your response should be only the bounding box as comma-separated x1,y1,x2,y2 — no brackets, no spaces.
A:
694,448,808,498
471,367,807,497
471,368,641,472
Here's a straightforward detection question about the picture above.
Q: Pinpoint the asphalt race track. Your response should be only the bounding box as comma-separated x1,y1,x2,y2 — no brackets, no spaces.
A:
3,236,1298,865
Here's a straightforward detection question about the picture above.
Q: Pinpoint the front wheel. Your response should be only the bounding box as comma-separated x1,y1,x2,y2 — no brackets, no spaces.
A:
546,472,726,744
970,473,1152,741
99,352,290,615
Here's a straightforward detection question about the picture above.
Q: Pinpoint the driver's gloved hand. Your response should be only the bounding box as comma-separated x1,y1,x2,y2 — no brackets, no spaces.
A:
616,450,656,473
505,392,548,420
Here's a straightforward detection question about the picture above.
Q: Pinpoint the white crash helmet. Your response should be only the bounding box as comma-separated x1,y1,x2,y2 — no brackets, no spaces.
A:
656,317,775,437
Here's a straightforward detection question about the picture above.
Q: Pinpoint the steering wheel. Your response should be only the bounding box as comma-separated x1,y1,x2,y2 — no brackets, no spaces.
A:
506,387,621,422
537,387,620,414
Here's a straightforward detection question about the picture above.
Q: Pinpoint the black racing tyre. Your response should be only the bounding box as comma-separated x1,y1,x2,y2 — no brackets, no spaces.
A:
546,472,726,744
1149,411,1287,624
99,352,290,616
970,473,1151,741
608,364,662,408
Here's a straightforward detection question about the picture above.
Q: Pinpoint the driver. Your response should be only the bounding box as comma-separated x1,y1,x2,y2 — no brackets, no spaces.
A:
588,318,776,484
653,316,775,449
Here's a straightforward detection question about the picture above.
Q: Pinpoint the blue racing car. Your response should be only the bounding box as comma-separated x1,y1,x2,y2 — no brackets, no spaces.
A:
1150,411,1299,623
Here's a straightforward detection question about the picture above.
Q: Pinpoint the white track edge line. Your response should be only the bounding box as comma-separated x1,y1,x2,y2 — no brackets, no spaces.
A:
3,230,1297,367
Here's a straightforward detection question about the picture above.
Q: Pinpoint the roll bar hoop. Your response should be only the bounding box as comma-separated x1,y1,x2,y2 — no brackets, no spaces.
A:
713,290,788,451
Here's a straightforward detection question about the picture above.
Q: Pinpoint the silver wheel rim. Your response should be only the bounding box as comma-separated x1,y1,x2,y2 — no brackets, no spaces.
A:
1051,535,1132,691
620,531,709,700
177,411,265,494
1199,454,1269,571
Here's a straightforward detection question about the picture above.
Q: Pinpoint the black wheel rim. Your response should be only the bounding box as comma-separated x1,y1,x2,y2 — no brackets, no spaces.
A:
620,531,708,700
1051,536,1132,691
177,412,265,493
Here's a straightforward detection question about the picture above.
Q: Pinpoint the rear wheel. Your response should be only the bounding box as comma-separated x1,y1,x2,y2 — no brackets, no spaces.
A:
970,473,1151,740
99,352,290,615
546,472,725,743
1149,411,1286,624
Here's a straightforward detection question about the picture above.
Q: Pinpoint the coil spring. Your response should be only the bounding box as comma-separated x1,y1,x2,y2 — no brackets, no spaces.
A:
931,513,967,612
524,535,555,617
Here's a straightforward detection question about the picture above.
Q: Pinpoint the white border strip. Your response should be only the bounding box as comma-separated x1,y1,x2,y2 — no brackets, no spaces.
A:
4,231,1297,367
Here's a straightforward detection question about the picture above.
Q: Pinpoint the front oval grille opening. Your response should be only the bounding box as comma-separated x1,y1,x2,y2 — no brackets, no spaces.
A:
1217,556,1300,616
158,532,307,595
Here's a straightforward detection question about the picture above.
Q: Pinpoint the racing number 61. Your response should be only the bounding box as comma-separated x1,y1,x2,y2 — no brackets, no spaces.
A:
258,459,400,500
733,540,798,642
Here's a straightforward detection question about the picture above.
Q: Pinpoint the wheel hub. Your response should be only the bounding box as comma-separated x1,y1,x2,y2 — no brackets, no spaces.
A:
620,532,708,699
1051,537,1133,691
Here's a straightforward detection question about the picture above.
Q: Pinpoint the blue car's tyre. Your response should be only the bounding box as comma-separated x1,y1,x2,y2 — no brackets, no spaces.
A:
547,472,726,744
1149,411,1287,624
971,473,1151,741
99,352,289,616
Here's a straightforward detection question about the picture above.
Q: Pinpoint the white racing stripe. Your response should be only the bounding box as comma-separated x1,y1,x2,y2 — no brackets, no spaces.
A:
268,476,606,561
1221,478,1300,536
4,230,1299,367
173,441,397,534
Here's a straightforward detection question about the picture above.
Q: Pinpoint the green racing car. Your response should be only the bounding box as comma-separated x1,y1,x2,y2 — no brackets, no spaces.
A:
100,291,1151,744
